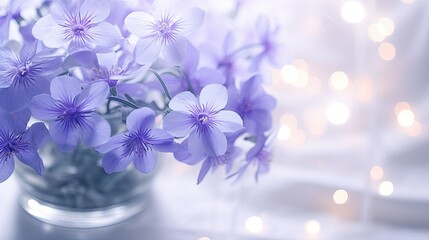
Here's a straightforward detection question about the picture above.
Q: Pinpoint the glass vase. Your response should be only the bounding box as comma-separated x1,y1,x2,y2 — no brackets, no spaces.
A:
15,114,156,228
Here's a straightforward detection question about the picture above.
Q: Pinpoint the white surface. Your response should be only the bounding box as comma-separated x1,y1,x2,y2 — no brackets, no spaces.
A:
1,159,429,240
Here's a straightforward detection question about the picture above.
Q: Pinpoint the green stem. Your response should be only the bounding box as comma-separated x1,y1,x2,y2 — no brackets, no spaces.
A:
150,69,172,100
107,96,140,109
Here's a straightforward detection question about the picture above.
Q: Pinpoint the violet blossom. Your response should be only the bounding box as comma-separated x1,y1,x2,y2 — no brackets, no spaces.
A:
32,0,121,51
98,107,174,174
227,75,276,135
124,0,204,65
0,108,49,183
164,84,243,159
30,76,111,151
0,42,62,111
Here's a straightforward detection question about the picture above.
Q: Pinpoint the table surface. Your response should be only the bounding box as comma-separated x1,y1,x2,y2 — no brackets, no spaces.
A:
2,158,429,240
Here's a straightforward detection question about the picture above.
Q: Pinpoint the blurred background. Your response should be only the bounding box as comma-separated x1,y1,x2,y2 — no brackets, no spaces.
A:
1,0,429,239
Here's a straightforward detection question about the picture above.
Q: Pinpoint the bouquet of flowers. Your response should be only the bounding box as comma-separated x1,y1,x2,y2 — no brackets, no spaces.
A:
0,0,280,186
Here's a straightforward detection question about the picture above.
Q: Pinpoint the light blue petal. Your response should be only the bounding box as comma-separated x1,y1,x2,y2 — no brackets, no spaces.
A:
50,76,82,101
126,107,155,132
79,0,110,24
168,91,198,113
16,150,44,176
49,120,80,151
30,94,59,121
163,111,193,137
79,113,111,148
133,150,157,174
199,84,227,111
0,157,14,183
96,133,127,154
87,22,121,48
197,158,211,184
79,82,109,111
213,110,243,133
102,147,133,174
189,127,227,158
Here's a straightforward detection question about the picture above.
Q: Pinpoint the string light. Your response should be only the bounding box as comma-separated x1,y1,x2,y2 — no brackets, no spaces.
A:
378,42,396,61
326,102,350,125
277,124,292,140
370,166,384,180
397,109,415,128
281,65,299,84
304,219,321,235
329,71,349,91
245,216,264,233
333,189,349,204
341,1,365,23
379,181,394,196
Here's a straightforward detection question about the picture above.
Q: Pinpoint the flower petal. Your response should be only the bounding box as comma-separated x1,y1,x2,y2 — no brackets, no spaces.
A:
16,150,44,176
199,84,227,111
134,38,162,66
79,0,110,23
32,15,68,49
168,91,198,113
126,107,155,132
181,41,199,74
162,37,187,65
102,147,133,174
30,94,59,121
197,158,211,184
50,0,79,23
87,22,121,48
25,122,49,149
0,157,14,183
189,127,227,157
79,114,111,148
133,150,157,174
50,76,82,101
163,111,193,137
96,133,127,153
49,120,80,151
79,82,109,111
124,11,156,37
214,110,243,133
176,7,205,36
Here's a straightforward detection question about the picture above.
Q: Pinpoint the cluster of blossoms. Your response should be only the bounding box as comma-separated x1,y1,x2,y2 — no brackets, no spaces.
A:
0,0,281,184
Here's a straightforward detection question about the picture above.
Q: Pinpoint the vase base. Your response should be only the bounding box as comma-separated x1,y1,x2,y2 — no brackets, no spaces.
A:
19,193,147,228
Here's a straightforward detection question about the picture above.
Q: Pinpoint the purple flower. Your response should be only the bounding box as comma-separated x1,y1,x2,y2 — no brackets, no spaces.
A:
175,129,244,184
249,16,286,70
30,76,111,151
151,42,225,97
0,109,49,183
32,0,121,51
98,107,174,174
0,42,62,111
245,133,272,181
228,133,273,182
164,84,243,159
124,0,204,65
227,75,276,135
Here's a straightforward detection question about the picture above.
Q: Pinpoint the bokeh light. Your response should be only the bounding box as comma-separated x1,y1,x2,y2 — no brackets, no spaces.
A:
378,42,396,61
304,219,321,235
397,109,415,128
341,1,366,23
329,71,349,91
370,166,384,180
326,103,350,125
245,216,264,233
333,189,349,204
379,181,394,196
